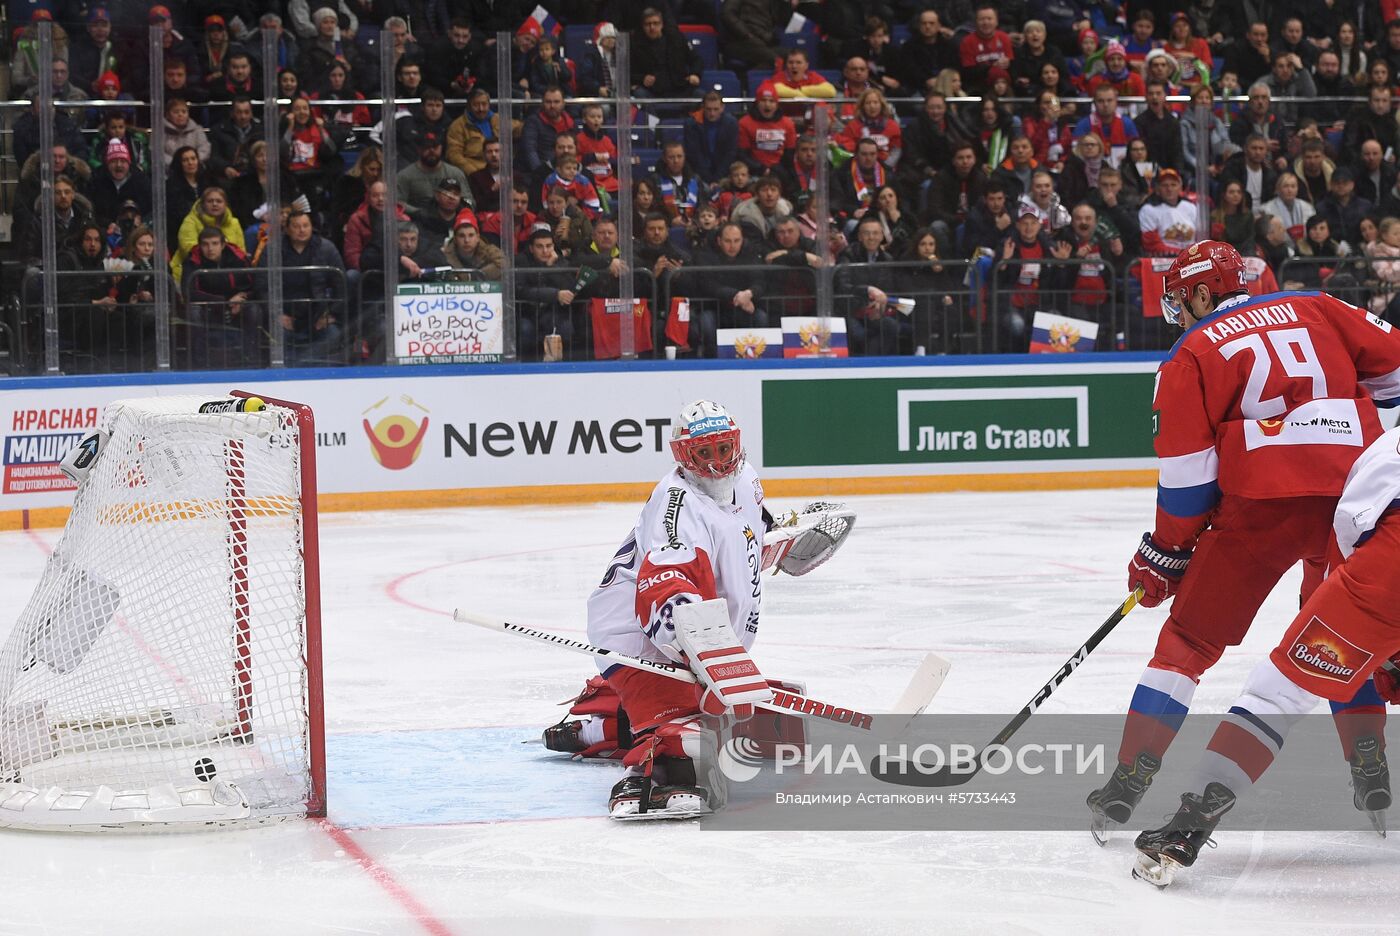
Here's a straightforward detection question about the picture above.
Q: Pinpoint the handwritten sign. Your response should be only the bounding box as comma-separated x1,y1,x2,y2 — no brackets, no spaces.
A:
394,282,504,363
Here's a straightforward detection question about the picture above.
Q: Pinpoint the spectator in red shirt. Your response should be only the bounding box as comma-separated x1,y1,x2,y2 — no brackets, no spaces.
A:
1088,43,1146,98
959,3,1014,92
772,48,835,101
738,83,797,174
1164,11,1212,85
838,89,902,169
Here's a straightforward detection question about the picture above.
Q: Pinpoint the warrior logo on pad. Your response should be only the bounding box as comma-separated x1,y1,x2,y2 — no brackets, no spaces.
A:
1287,616,1373,684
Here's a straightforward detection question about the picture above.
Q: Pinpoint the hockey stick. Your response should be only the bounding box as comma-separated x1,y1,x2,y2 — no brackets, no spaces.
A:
871,588,1145,787
453,609,951,736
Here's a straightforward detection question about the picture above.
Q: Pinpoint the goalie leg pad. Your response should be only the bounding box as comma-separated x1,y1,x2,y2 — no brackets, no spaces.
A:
617,714,726,816
542,676,637,759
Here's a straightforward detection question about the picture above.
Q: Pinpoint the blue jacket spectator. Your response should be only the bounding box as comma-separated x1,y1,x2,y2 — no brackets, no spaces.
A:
684,92,740,185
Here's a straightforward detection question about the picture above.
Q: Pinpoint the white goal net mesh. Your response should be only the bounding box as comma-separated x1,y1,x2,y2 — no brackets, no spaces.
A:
0,395,316,828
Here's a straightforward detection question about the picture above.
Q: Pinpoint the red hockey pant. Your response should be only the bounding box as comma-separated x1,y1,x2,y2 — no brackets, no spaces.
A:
1270,511,1400,702
1150,495,1335,678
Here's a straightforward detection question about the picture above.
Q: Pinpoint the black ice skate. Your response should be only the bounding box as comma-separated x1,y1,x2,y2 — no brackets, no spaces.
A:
1350,736,1391,838
542,718,587,754
1087,751,1161,845
1132,782,1236,888
607,774,711,821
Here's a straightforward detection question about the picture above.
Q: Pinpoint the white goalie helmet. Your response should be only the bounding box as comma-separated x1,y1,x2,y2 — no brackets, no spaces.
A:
670,400,745,501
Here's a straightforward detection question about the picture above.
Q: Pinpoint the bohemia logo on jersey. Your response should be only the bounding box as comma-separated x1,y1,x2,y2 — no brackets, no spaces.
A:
362,395,430,470
1287,616,1373,684
2,406,99,494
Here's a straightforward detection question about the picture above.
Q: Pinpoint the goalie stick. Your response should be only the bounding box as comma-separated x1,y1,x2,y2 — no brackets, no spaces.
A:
870,588,1144,787
453,609,950,736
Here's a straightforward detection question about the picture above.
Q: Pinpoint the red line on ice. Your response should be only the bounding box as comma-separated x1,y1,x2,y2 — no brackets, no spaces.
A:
318,818,458,936
383,541,612,616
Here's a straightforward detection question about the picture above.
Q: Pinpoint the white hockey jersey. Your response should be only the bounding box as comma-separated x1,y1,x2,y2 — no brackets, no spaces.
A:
586,464,766,671
1334,426,1400,556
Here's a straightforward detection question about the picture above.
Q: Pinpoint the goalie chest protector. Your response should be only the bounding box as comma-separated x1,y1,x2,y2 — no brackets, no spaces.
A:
586,464,766,666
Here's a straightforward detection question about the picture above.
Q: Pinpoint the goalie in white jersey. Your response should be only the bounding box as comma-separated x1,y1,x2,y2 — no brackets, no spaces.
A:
542,400,854,819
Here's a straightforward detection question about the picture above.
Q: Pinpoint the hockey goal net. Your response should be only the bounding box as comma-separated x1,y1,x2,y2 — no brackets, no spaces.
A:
0,392,325,830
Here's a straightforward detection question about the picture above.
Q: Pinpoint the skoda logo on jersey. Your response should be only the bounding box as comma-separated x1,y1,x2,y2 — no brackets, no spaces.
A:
687,415,731,436
717,736,766,782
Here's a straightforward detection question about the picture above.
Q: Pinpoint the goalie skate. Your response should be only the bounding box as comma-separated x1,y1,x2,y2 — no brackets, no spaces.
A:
608,776,712,821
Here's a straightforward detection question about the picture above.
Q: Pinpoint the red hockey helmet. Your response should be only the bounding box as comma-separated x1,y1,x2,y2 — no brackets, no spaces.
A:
1160,240,1247,325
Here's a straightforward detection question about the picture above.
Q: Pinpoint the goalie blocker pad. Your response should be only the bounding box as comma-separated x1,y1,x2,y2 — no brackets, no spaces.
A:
762,502,857,577
673,599,773,710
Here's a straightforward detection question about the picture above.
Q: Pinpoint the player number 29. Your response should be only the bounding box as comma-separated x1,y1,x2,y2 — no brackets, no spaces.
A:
1218,328,1327,419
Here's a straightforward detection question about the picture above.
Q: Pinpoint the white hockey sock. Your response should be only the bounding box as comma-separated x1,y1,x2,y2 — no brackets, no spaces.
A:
1194,659,1320,794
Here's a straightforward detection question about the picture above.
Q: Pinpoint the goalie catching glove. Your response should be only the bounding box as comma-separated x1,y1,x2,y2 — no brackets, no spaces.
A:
762,501,857,576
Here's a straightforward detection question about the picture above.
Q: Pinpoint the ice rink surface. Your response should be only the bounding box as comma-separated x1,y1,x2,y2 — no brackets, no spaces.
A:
0,487,1396,935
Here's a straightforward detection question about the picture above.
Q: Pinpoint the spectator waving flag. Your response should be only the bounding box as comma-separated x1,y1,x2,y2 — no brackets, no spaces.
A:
521,5,563,39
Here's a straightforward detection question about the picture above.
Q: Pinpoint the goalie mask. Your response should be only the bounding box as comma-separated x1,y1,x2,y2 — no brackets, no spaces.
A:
671,400,745,502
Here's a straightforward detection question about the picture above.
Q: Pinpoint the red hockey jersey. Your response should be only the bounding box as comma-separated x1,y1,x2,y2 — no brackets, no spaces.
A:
1152,290,1400,549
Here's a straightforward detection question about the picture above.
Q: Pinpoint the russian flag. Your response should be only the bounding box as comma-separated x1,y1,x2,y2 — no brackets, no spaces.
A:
521,4,563,38
780,316,848,358
718,327,784,359
1028,311,1098,353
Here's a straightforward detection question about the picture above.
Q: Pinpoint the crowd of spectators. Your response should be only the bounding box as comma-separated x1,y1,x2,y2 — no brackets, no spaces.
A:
10,0,1400,369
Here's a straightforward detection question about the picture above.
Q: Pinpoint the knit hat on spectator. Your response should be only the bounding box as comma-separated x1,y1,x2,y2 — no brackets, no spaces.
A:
104,138,132,164
313,7,338,24
454,208,479,230
88,6,110,23
1144,48,1176,71
756,82,779,102
148,5,172,23
1155,168,1182,185
594,22,616,43
31,8,53,20
988,66,1010,84
1078,28,1098,47
517,16,543,38
96,71,121,93
204,14,226,28
1105,41,1127,60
